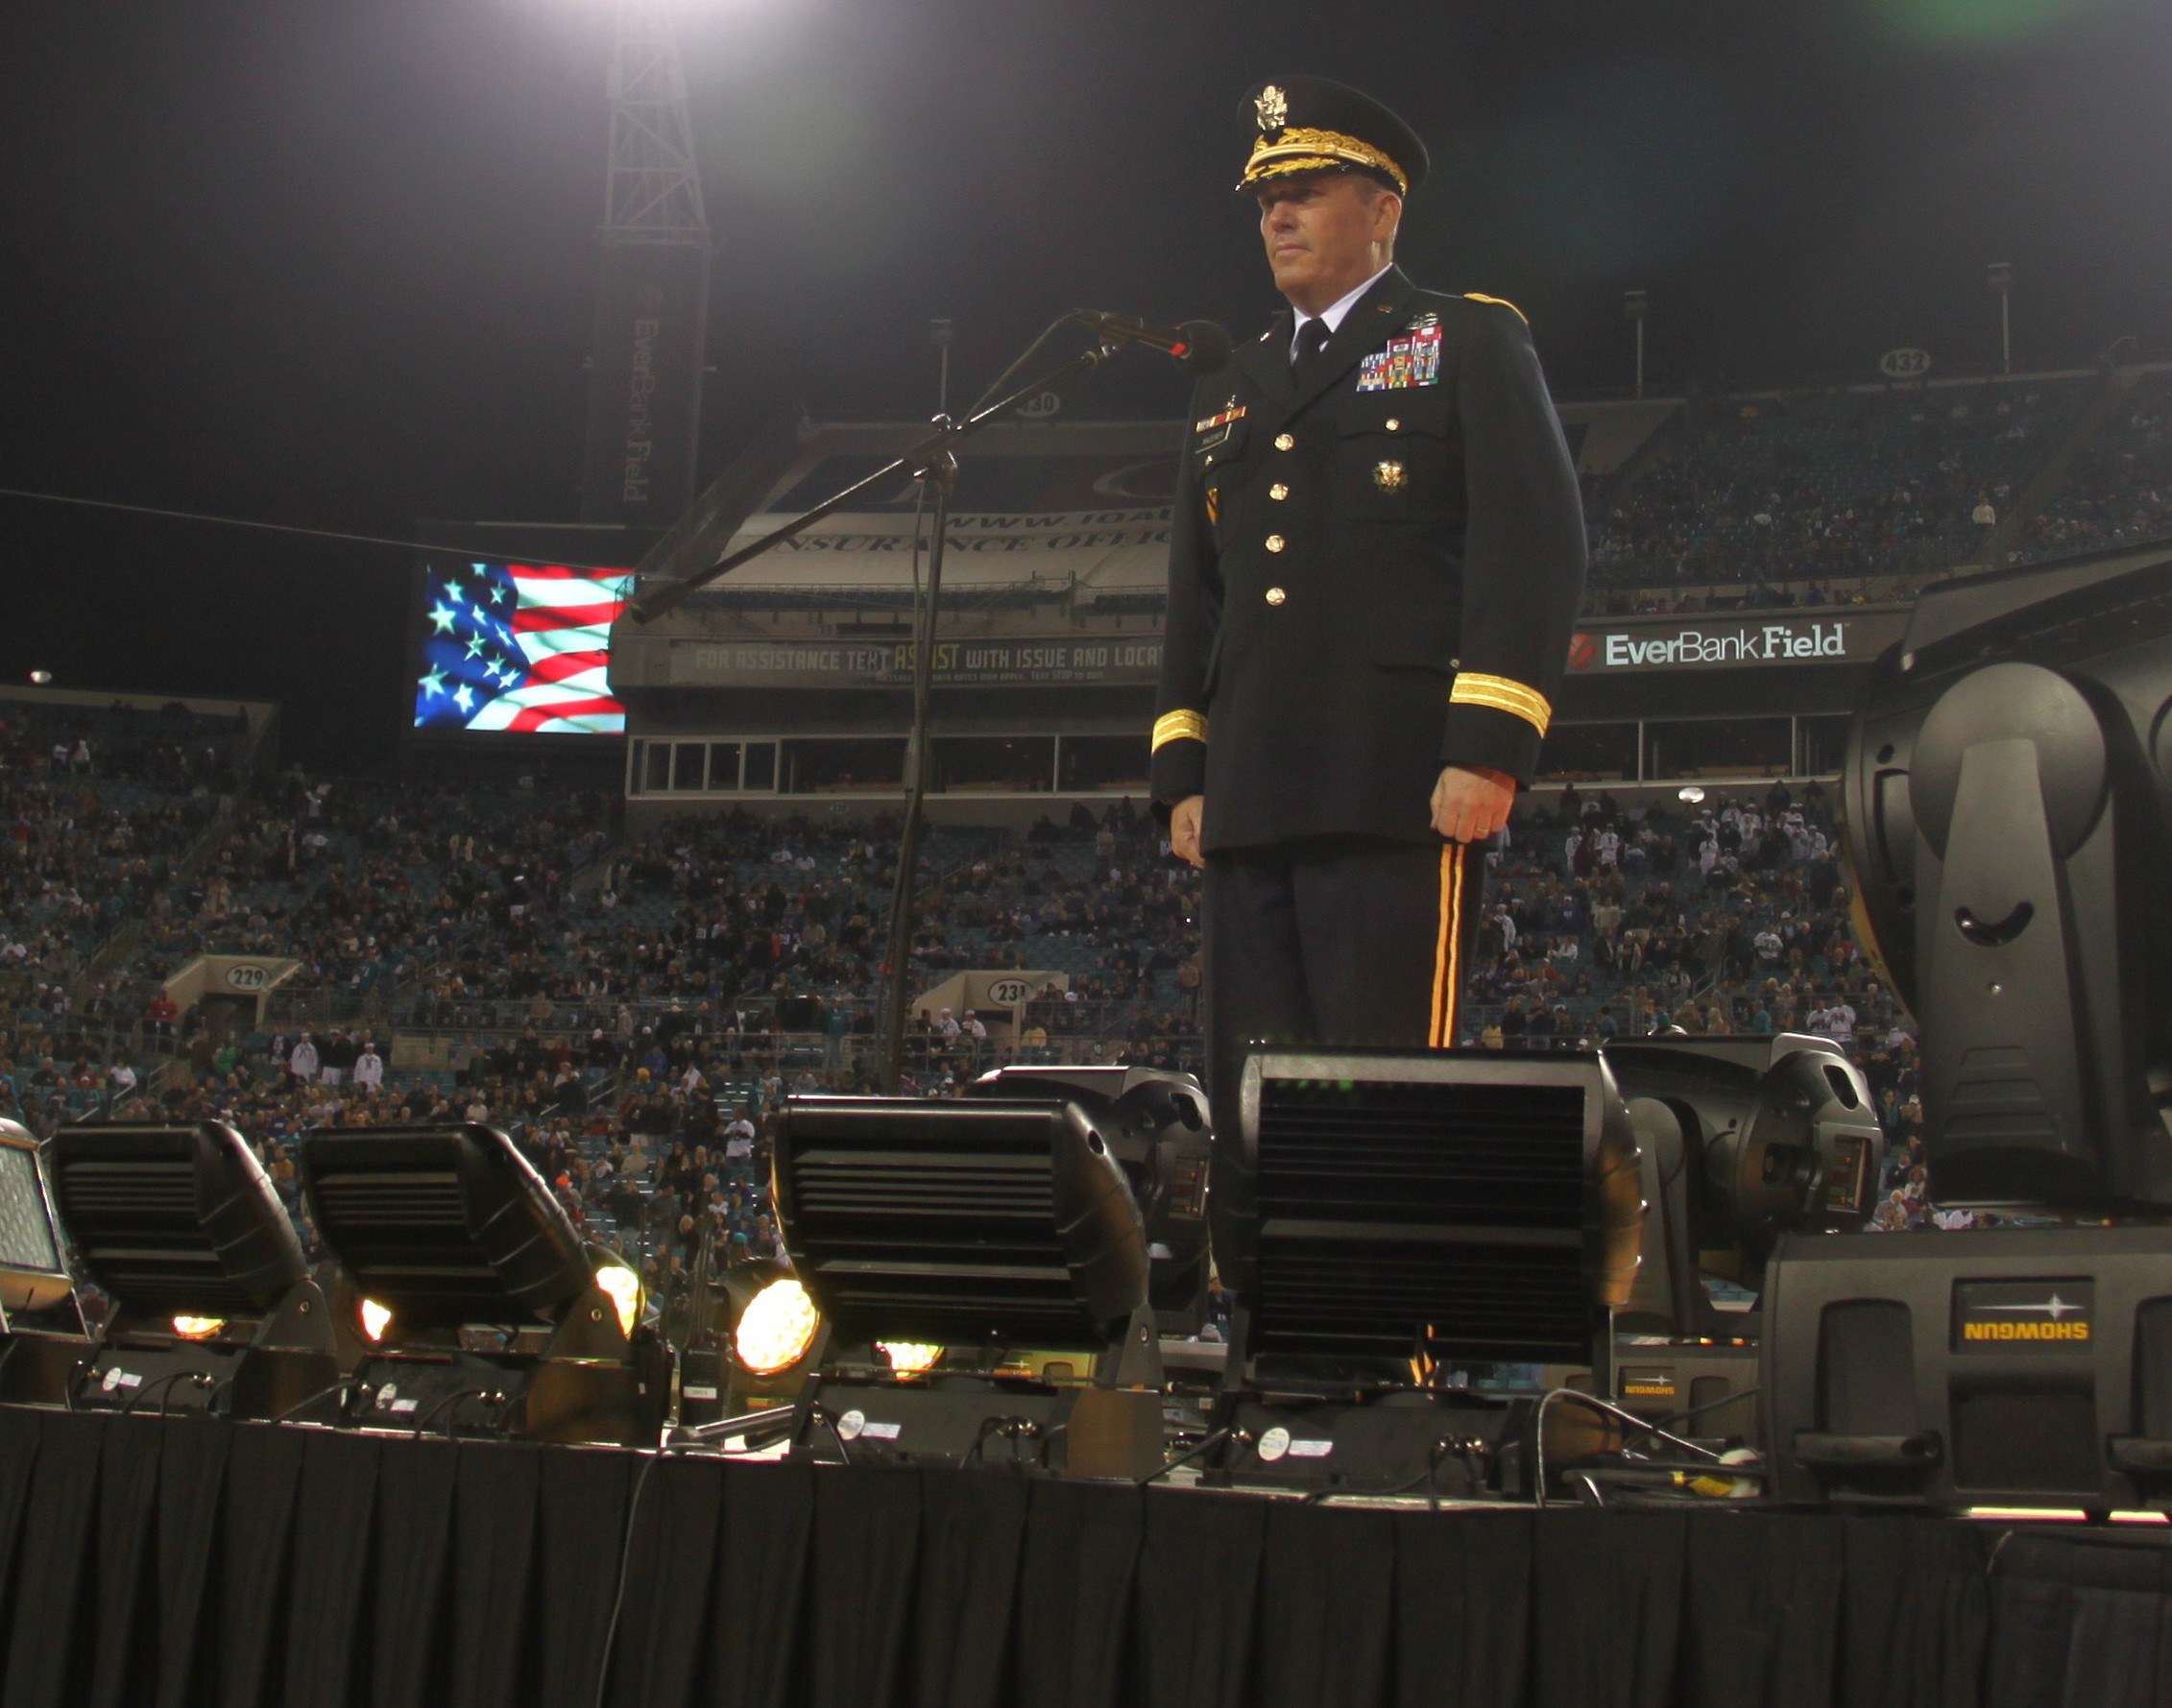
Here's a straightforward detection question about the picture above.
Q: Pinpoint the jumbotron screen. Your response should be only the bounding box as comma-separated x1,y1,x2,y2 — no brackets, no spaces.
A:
412,560,629,736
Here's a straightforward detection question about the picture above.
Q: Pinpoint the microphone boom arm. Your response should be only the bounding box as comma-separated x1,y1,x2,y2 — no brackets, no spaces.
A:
626,331,1126,625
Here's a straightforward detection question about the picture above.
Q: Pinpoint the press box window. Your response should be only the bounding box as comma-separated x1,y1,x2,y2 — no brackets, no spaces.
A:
1643,717,1793,781
1057,735,1151,794
1536,722,1638,783
932,737,1054,794
706,743,743,791
784,738,907,794
1797,715,1851,778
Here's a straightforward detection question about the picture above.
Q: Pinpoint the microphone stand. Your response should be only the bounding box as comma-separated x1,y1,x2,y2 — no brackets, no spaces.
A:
626,327,1136,1090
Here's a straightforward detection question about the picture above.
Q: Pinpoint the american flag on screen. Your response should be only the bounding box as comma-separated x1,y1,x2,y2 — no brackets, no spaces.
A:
414,562,629,735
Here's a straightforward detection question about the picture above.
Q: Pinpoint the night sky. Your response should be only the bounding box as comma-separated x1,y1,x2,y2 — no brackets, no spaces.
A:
2,0,2167,765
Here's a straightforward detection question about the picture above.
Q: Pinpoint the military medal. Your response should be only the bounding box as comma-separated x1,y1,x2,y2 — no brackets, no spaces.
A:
1357,318,1444,393
1195,399,1245,452
1409,316,1442,385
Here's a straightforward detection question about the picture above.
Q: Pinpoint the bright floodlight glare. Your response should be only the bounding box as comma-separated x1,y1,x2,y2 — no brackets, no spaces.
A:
171,1315,225,1339
27,671,51,686
594,1263,641,1338
1678,785,1706,805
879,1341,942,1375
359,1299,393,1342
735,1277,820,1377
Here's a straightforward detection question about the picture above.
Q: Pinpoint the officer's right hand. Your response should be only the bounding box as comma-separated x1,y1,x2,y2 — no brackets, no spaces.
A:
1170,796,1206,869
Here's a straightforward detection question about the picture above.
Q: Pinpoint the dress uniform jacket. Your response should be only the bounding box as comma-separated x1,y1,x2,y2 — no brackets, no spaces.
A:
1149,266,1587,850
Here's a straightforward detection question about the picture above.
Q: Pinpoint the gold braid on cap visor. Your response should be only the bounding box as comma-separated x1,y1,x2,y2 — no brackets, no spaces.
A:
1241,128,1410,195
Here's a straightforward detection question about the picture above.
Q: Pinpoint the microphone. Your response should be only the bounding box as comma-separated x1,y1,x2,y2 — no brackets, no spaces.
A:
1074,311,1233,374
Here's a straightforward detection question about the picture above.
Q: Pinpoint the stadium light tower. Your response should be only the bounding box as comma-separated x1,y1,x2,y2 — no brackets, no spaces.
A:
578,0,712,527
1624,290,1648,400
1988,262,2014,376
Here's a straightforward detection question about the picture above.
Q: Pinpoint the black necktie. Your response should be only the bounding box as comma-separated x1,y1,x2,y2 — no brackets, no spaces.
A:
1291,317,1330,384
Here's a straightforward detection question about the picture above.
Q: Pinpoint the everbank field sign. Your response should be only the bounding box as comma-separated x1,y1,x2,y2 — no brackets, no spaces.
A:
1566,613,1907,673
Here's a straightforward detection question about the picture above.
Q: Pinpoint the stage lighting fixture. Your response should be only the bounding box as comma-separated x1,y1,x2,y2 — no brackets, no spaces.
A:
735,1275,820,1378
965,1063,1213,1331
1605,1033,1885,1335
673,1259,825,1439
301,1125,666,1446
1763,1225,2172,1511
1529,1034,1889,1455
0,1120,90,1405
768,1094,1164,1477
1205,1049,1643,1496
45,1122,338,1418
1755,543,2172,1509
1842,545,2172,1210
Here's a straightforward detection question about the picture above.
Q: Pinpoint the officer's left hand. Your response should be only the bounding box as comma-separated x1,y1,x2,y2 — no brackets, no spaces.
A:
1431,765,1516,844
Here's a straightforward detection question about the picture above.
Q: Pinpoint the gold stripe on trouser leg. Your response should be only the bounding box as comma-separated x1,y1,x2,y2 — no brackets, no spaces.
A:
1430,843,1465,1047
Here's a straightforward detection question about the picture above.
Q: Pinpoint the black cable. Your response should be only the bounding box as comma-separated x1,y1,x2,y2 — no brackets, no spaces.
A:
408,1385,496,1438
591,1449,663,1708
1532,1386,1733,1509
119,1370,212,1417
267,1377,360,1425
1139,1425,1235,1487
967,315,1094,418
963,1414,1042,1469
0,484,627,570
441,1390,511,1440
1648,1384,1761,1434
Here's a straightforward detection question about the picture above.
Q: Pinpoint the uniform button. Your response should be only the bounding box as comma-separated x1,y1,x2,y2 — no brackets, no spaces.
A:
1266,587,1287,606
1265,534,1286,553
1269,483,1290,500
1385,418,1401,432
1274,433,1295,451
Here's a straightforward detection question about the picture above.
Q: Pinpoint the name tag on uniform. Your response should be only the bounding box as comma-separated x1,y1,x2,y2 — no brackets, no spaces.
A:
1356,318,1443,392
1195,402,1245,451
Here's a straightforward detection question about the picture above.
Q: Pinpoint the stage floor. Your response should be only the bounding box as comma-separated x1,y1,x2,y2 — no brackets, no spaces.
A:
0,1407,2147,1707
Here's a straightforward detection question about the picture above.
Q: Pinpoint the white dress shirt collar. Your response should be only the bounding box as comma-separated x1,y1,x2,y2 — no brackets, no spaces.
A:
1290,264,1394,359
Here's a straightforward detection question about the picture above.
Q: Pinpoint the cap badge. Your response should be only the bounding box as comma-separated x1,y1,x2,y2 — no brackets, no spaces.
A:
1255,84,1289,134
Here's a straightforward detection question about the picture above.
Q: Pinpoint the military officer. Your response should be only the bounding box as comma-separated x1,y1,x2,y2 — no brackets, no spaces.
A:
1150,76,1587,1135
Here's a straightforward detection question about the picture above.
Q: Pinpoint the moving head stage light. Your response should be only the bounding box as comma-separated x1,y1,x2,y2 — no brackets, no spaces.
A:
1590,1034,1886,1432
1763,544,2172,1510
964,1064,1213,1328
1208,1049,1642,1496
301,1125,664,1446
764,1093,1164,1478
1843,546,2172,1208
46,1122,338,1418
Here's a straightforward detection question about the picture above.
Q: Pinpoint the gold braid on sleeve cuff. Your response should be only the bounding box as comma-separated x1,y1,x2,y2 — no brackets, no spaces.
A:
1151,710,1208,752
1449,672,1552,736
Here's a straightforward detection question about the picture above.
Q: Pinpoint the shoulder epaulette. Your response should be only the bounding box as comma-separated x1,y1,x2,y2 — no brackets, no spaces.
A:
1462,292,1529,325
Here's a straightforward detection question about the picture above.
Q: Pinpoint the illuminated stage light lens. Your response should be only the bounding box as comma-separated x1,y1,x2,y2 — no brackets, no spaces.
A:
878,1341,942,1375
594,1263,641,1338
171,1315,225,1339
360,1299,393,1341
735,1278,820,1377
